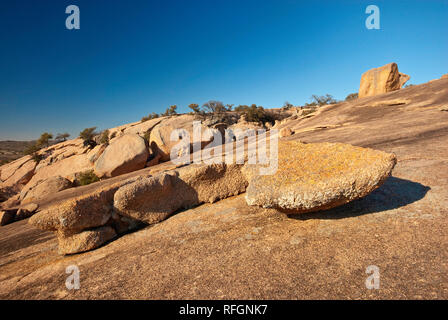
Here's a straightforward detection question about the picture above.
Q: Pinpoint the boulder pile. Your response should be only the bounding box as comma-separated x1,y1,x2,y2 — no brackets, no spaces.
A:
29,162,247,254
0,114,234,223
26,139,396,255
94,134,149,178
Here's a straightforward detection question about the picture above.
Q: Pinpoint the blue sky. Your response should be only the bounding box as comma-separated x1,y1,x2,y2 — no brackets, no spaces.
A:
0,0,447,140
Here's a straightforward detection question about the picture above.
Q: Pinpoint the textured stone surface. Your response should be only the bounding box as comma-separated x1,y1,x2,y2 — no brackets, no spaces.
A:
20,176,72,203
94,134,149,178
149,114,211,162
113,173,179,224
359,63,409,98
57,226,116,255
0,210,16,226
279,127,294,137
1,156,32,182
28,154,92,186
1,78,448,299
0,158,36,191
28,181,127,234
15,203,39,221
243,141,396,213
114,163,247,224
87,144,107,164
175,163,247,204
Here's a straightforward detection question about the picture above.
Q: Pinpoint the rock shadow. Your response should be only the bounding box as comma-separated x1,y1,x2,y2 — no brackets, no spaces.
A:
288,177,430,220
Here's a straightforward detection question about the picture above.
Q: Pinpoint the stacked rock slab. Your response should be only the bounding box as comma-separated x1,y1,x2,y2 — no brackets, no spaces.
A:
29,162,248,254
29,140,396,255
243,141,396,213
0,210,16,226
16,203,39,220
359,63,410,98
29,176,145,254
94,134,149,178
19,175,72,204
113,163,248,224
57,226,117,255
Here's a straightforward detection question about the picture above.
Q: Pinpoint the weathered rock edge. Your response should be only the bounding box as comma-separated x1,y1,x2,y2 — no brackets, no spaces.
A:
243,141,397,213
28,141,396,254
29,162,248,254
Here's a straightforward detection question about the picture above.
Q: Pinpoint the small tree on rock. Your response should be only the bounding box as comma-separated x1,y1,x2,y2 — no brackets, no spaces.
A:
37,132,53,148
99,130,110,145
162,105,178,117
345,93,358,101
203,101,227,114
79,127,98,148
24,143,43,163
188,103,201,114
305,94,338,107
283,101,293,109
55,133,70,142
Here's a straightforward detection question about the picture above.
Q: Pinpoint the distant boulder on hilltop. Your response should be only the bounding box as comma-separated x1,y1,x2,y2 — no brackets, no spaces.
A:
359,62,410,98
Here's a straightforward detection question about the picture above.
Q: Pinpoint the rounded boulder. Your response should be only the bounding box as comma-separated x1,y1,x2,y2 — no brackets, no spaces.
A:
94,134,149,178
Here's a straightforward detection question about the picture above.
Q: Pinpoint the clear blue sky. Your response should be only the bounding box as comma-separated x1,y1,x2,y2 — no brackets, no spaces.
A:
0,0,447,140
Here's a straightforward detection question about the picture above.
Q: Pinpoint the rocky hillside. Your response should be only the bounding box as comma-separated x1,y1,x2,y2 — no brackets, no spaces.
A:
0,110,287,207
0,67,447,299
0,140,34,164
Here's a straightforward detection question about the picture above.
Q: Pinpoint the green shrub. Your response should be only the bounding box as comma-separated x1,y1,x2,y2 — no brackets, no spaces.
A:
345,93,358,101
141,112,159,122
143,130,151,143
24,143,40,156
99,130,110,145
203,101,227,114
305,94,338,107
282,101,294,109
161,105,178,117
55,133,70,142
225,104,233,111
37,132,53,148
23,143,44,163
31,153,44,164
301,107,318,116
77,170,100,186
79,127,98,148
234,104,274,124
188,103,201,114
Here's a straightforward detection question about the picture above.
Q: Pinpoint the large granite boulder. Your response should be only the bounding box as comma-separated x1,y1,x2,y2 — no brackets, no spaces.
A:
243,141,396,213
0,157,36,192
20,175,72,203
149,115,212,162
29,181,126,235
15,203,39,220
28,175,145,253
27,154,92,186
94,134,149,178
113,163,247,224
359,63,410,98
113,173,179,224
57,226,116,255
